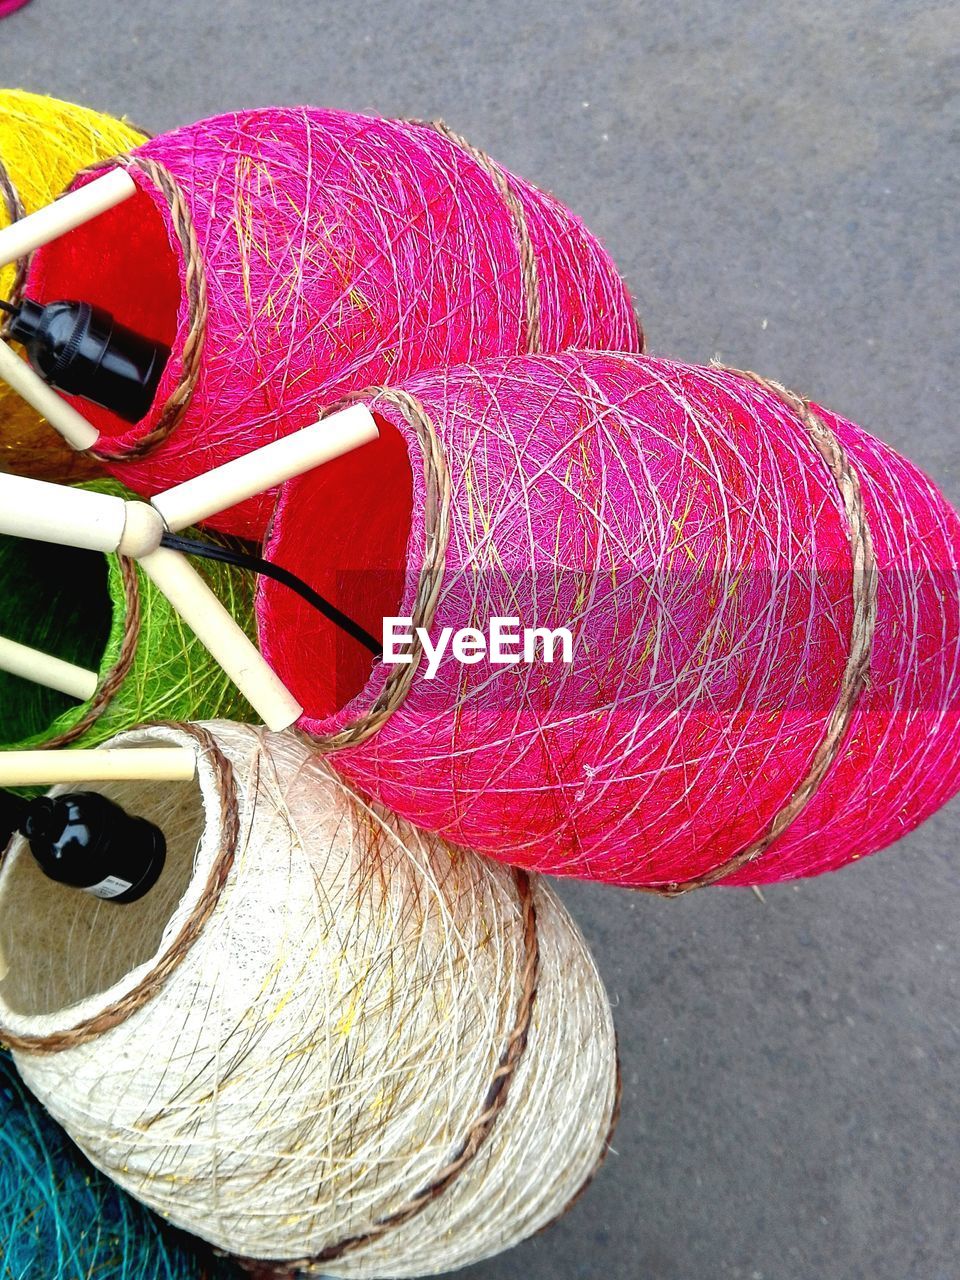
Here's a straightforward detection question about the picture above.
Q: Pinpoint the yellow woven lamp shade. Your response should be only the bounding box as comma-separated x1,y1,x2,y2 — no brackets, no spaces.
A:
0,89,146,481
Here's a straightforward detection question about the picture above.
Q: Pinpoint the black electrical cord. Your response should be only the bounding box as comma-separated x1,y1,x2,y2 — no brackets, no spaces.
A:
160,531,384,659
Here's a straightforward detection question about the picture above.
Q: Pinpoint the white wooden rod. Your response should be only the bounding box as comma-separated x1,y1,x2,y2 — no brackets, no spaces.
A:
0,168,136,269
152,404,380,532
137,546,303,732
0,747,197,786
0,340,100,451
0,636,98,702
0,473,125,551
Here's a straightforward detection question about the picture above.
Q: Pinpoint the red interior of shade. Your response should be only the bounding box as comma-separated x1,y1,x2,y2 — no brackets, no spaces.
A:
262,413,414,719
25,180,182,441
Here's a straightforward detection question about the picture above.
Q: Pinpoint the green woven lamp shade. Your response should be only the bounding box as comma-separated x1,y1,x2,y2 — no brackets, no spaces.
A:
0,478,255,759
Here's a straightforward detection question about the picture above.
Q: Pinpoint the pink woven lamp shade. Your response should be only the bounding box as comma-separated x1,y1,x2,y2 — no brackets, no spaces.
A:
23,107,640,540
258,352,960,891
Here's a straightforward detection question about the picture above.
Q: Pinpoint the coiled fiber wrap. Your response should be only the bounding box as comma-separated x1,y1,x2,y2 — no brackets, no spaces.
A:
0,1051,233,1279
0,89,145,482
0,479,254,763
0,721,619,1278
259,351,960,889
24,106,640,538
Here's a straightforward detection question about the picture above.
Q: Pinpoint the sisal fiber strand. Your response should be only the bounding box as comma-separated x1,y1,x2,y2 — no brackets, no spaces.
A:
258,351,960,890
0,1051,236,1279
0,478,255,765
24,106,641,538
0,89,145,482
0,721,619,1278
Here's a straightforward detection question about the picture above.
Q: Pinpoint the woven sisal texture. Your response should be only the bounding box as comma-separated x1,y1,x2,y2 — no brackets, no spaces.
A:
0,721,618,1277
24,106,640,538
259,350,960,888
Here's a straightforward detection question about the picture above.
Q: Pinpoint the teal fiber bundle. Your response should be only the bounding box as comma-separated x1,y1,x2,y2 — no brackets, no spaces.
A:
0,1052,236,1279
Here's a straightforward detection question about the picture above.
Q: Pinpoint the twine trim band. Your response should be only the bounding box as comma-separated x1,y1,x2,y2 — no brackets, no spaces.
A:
75,154,207,462
0,150,28,313
413,118,543,355
413,118,645,354
0,150,26,226
642,366,879,896
238,867,542,1277
307,387,452,754
0,722,239,1053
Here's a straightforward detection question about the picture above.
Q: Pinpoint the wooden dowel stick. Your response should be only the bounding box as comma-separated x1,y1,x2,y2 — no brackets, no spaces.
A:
0,636,98,701
137,546,302,731
0,168,136,269
0,747,197,786
0,473,126,551
0,340,100,451
152,404,380,532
